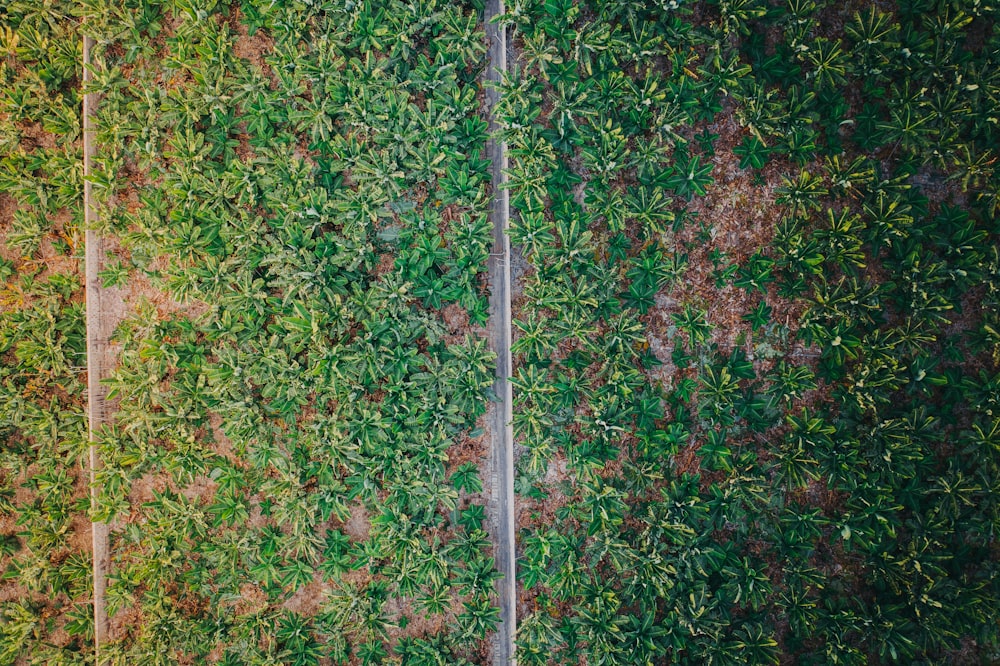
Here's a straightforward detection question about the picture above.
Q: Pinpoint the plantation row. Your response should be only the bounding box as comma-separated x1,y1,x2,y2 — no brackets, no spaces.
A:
502,0,1000,664
87,0,502,664
0,1,93,663
1,0,999,665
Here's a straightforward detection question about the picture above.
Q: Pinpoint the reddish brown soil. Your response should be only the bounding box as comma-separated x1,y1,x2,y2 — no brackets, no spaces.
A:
282,574,330,617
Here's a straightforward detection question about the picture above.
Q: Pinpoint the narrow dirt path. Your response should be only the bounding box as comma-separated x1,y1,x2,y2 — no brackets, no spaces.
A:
83,34,111,659
484,2,516,664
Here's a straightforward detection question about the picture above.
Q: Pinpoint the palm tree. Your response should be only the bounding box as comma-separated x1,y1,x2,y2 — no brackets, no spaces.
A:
776,169,828,217
618,611,667,666
450,462,483,494
572,581,626,663
517,608,563,665
320,580,392,643
458,595,500,640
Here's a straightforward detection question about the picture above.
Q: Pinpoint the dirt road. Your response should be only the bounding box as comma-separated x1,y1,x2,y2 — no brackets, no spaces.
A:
484,1,516,663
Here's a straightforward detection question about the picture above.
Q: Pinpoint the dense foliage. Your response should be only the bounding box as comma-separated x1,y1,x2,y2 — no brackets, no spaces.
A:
500,0,1000,664
0,2,93,664
2,0,999,664
84,1,497,663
